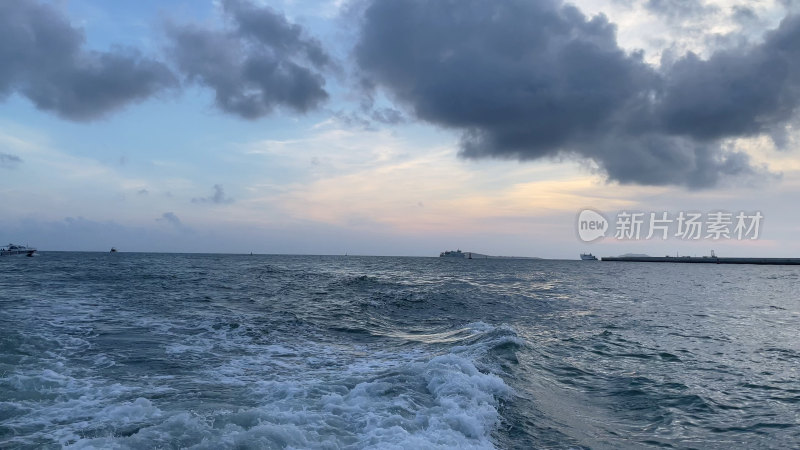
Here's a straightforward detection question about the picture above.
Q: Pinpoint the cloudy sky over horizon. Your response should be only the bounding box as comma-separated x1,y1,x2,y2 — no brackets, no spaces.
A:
2,0,800,257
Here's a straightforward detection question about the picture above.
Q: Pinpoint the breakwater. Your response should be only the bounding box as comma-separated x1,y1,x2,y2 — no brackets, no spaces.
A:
601,256,800,265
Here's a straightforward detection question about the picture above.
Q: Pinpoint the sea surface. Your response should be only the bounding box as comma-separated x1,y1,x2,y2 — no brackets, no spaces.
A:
1,253,799,449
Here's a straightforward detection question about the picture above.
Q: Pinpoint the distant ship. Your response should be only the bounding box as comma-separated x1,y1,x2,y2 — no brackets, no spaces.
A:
440,249,466,258
580,253,598,260
110,247,118,253
1,243,37,257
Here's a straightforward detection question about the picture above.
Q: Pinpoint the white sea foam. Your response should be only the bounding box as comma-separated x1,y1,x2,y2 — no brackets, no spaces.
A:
59,323,515,449
1,365,141,447
3,278,517,450
66,355,508,449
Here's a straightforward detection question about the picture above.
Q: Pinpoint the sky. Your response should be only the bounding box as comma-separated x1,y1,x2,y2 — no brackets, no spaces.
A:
2,0,800,258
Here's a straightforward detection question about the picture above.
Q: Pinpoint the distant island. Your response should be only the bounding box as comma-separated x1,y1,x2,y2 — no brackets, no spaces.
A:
439,249,541,260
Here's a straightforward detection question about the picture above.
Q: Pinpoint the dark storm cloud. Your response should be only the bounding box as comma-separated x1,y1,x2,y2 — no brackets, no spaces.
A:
0,152,22,169
355,0,798,188
166,0,329,119
192,184,234,204
0,1,176,121
658,14,800,140
223,0,331,69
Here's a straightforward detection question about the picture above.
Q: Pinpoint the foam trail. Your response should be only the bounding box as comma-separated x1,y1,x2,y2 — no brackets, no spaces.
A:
63,332,513,449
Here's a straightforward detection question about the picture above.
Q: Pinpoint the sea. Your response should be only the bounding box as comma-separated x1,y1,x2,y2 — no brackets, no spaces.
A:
1,253,799,449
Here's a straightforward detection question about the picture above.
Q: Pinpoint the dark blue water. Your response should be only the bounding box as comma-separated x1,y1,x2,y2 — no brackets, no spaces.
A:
1,253,799,448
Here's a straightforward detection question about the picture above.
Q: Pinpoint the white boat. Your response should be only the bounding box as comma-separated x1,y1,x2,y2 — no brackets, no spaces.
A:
1,243,37,256
580,253,597,260
440,249,466,258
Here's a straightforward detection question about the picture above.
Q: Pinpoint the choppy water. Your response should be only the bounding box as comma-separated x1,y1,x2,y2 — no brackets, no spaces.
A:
1,253,799,449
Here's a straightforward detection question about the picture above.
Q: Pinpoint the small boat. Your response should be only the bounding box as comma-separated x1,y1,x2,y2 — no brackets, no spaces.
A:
110,247,118,253
580,253,598,261
1,243,37,257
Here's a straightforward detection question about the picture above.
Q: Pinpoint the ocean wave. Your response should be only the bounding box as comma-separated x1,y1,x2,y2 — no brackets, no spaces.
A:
60,334,513,449
1,311,518,449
